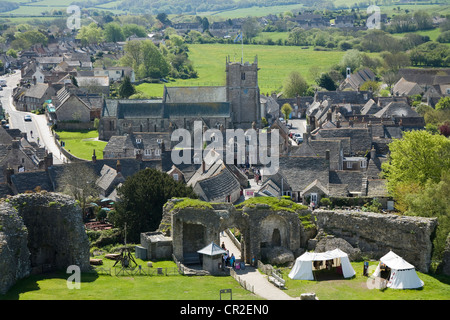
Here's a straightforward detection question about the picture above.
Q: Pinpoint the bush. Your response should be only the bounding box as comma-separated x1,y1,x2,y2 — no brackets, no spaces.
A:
319,197,331,207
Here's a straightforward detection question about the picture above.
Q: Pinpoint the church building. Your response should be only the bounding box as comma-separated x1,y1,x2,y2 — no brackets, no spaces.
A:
98,57,261,141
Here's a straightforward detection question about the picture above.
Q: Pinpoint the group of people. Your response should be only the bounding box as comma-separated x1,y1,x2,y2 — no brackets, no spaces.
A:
221,242,237,269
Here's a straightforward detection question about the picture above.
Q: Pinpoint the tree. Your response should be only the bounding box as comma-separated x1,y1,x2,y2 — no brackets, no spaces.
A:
76,23,103,46
281,103,293,123
398,172,450,261
114,168,198,243
435,97,450,111
104,22,125,43
381,130,450,196
57,162,100,219
283,71,308,98
118,76,136,98
242,17,261,40
316,73,336,91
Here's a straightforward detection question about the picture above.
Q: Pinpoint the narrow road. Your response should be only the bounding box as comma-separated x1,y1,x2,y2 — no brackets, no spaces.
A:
220,231,298,300
0,71,67,164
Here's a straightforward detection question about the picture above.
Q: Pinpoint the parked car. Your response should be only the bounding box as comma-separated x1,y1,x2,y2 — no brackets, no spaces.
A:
293,133,302,139
295,136,303,144
24,115,32,122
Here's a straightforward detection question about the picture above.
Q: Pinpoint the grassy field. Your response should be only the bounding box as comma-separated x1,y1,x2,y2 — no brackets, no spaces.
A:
136,44,347,98
0,255,261,300
2,256,449,300
56,130,107,160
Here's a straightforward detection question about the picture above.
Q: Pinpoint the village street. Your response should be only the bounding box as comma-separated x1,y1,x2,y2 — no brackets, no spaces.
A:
0,71,66,165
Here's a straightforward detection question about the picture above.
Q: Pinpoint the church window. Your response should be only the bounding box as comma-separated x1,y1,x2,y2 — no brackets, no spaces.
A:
241,72,245,80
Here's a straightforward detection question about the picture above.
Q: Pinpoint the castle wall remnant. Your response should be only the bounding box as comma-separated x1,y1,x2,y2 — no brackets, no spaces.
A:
0,192,91,295
313,209,438,273
159,199,308,265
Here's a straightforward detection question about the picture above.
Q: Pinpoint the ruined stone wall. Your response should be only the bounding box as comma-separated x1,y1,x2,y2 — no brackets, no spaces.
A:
0,192,91,295
0,202,30,295
313,209,438,272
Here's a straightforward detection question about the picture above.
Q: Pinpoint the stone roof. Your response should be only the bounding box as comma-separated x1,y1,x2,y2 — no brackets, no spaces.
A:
24,83,50,99
314,90,373,105
360,99,381,115
340,68,376,91
275,156,329,192
374,101,420,118
312,127,372,156
392,77,423,97
329,170,364,194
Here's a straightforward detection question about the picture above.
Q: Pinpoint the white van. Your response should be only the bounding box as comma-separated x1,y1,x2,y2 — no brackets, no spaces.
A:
0,80,6,87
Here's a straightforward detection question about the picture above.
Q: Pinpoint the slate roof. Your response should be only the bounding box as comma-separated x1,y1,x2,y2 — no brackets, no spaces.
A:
188,158,241,202
374,101,420,118
392,77,423,97
361,99,381,115
274,156,329,192
164,86,227,103
329,170,364,194
314,90,373,105
312,127,372,156
340,68,376,91
102,99,231,120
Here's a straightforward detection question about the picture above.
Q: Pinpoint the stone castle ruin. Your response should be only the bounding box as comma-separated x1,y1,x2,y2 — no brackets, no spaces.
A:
0,193,90,294
146,198,438,274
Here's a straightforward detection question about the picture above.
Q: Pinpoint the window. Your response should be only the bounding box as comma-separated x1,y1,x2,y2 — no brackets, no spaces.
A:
155,149,161,156
241,72,245,80
310,193,318,204
360,160,367,168
144,149,151,155
347,161,353,169
136,138,142,143
173,173,179,181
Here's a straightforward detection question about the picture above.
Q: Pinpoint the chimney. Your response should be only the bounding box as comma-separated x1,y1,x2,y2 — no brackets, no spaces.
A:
202,159,206,173
6,167,14,185
116,159,121,173
136,150,143,161
370,145,376,160
45,152,53,171
327,109,332,122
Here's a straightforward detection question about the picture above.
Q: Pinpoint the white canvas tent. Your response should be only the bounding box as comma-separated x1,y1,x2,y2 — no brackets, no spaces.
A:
288,248,356,280
372,251,424,289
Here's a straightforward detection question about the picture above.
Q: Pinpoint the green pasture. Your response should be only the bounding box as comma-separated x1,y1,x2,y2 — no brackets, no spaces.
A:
136,44,347,98
56,130,107,160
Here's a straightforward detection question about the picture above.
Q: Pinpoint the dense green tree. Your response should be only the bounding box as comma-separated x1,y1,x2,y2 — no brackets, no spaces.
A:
104,22,125,43
281,103,293,123
118,76,136,98
316,73,336,91
382,130,450,195
76,23,103,46
113,168,198,243
283,71,308,98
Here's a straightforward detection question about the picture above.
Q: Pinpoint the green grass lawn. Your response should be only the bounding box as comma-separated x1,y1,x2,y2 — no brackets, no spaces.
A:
136,43,347,98
2,255,449,300
56,130,107,161
0,255,261,300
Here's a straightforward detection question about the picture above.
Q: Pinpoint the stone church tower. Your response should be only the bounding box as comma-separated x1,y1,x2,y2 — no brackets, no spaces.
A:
226,56,261,129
